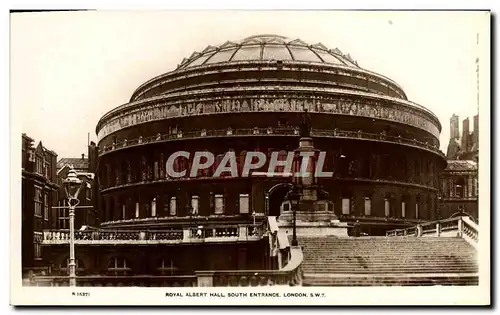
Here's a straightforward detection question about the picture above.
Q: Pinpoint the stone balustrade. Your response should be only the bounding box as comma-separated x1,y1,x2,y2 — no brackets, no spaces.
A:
99,127,443,157
28,275,197,287
461,217,479,247
42,223,263,245
100,213,265,227
386,216,479,247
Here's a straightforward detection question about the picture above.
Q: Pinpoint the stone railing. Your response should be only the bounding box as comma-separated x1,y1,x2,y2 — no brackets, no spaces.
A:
100,213,265,227
461,216,479,247
386,216,479,247
99,127,442,157
196,216,303,287
42,223,264,245
27,275,197,287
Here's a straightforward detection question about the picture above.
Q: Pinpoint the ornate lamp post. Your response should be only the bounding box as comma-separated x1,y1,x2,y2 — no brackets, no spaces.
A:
63,168,83,287
286,186,301,246
252,211,258,235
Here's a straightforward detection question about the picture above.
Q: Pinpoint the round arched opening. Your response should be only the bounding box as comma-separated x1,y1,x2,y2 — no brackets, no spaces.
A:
267,183,293,217
450,210,477,223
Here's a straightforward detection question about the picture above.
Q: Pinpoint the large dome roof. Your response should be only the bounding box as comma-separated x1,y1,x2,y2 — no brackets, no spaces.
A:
176,34,360,70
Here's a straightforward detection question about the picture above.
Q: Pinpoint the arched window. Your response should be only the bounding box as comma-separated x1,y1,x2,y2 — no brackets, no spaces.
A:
169,197,177,216
140,156,147,181
126,161,132,183
154,161,159,180
151,198,157,217
121,161,128,184
214,194,225,214
159,154,165,179
338,154,350,177
384,197,391,217
191,195,199,215
364,196,371,216
239,193,250,214
455,177,466,198
341,195,351,215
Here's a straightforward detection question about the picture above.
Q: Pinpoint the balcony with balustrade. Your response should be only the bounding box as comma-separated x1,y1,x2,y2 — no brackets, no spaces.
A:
42,223,264,246
99,127,443,157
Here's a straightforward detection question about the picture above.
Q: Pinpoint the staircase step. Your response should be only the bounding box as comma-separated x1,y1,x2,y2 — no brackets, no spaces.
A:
297,236,478,286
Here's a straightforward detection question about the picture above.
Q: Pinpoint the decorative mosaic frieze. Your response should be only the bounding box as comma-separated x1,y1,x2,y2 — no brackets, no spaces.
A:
97,95,440,140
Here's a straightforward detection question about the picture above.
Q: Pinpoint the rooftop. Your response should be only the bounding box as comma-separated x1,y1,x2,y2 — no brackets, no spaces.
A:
177,34,360,70
57,157,89,171
445,160,477,171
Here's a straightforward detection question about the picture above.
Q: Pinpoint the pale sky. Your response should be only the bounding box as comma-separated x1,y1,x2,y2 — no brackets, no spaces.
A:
11,11,488,158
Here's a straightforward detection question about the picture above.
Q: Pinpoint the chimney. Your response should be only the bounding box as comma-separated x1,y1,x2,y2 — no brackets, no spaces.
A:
461,118,470,152
450,114,459,140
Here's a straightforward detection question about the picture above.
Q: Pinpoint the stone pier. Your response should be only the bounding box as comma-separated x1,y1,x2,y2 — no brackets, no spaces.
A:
278,137,349,237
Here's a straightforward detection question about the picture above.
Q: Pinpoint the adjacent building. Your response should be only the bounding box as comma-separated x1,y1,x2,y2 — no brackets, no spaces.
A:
56,145,99,230
446,114,479,162
442,114,479,221
21,134,58,277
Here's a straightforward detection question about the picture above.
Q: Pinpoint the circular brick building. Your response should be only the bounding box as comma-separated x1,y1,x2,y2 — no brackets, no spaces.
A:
96,34,446,236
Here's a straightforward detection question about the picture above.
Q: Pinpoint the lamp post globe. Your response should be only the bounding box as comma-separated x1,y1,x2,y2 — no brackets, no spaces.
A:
63,168,82,201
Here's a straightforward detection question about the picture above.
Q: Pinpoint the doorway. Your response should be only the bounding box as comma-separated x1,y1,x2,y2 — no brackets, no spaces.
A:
267,183,293,217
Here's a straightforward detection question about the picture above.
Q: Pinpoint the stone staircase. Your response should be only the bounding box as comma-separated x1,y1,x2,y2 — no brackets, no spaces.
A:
298,236,478,286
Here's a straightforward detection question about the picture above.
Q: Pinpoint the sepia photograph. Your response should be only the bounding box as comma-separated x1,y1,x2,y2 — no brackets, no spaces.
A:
9,9,490,306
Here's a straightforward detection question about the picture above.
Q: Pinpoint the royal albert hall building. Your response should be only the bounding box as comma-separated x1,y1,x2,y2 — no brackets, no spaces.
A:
83,34,446,280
